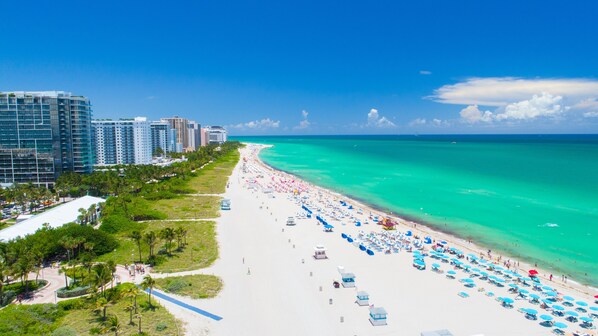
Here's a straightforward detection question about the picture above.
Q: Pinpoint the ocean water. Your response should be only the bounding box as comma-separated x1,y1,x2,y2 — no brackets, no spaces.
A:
232,135,598,287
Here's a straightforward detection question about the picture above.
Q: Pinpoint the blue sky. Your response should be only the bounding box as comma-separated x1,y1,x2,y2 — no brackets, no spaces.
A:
1,0,598,134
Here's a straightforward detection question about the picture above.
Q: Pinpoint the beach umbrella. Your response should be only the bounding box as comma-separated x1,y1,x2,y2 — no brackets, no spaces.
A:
552,305,565,311
432,263,440,269
502,297,514,304
542,285,554,291
579,317,593,322
472,268,481,273
495,277,506,283
542,299,554,305
467,253,477,258
480,271,489,277
461,278,474,283
405,231,412,236
590,306,598,312
424,237,432,244
529,294,541,299
576,301,588,307
528,269,539,276
525,308,538,315
413,259,425,266
565,311,578,317
553,322,567,329
509,284,519,288
447,270,456,275
539,314,553,321
545,291,558,297
563,296,575,301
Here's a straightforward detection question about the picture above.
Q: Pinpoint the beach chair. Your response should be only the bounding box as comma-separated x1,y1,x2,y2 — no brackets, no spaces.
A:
458,292,470,298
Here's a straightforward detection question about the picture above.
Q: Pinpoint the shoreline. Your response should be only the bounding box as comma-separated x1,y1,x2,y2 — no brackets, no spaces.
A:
250,142,596,296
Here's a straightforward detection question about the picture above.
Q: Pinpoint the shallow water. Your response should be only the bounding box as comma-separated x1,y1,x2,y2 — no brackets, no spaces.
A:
233,135,598,286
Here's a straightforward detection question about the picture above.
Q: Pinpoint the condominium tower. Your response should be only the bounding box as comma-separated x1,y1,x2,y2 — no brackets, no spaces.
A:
0,91,94,187
92,117,152,165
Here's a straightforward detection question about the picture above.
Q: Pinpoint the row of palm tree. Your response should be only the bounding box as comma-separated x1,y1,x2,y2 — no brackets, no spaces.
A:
129,227,188,263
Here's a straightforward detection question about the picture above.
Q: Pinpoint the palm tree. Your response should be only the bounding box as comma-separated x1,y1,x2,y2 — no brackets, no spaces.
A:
144,231,158,262
124,304,135,325
78,208,87,224
102,314,122,336
134,313,143,334
140,275,156,307
59,266,70,288
87,203,97,224
175,227,186,249
89,263,112,297
59,236,76,262
160,228,175,255
129,231,143,262
122,285,140,314
95,297,110,320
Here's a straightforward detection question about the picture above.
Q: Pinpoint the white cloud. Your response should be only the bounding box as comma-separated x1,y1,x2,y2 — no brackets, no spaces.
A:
419,70,432,75
432,118,449,126
367,108,396,128
583,111,598,118
460,105,494,123
409,118,427,126
497,92,563,121
573,98,598,111
230,118,280,129
433,77,598,106
295,110,310,129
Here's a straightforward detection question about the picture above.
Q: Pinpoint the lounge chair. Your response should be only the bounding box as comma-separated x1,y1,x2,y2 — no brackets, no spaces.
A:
458,292,469,298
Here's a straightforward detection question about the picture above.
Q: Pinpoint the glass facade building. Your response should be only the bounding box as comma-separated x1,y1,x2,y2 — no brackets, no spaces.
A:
92,117,152,165
0,91,94,187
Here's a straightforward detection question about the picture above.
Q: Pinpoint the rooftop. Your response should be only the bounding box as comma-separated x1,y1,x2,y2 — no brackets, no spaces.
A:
0,196,104,242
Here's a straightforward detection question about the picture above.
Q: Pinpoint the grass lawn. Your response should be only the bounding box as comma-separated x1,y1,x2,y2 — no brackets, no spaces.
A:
59,291,180,335
186,149,239,194
98,221,218,273
0,284,181,336
155,274,222,299
150,196,221,219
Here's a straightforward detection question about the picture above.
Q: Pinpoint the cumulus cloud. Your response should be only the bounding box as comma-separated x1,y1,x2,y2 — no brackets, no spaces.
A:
460,105,494,123
409,118,427,126
432,77,598,106
419,70,432,75
367,108,396,128
583,111,598,118
230,118,280,129
295,110,310,129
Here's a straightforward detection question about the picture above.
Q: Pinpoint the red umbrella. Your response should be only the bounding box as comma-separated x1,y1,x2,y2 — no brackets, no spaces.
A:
594,294,598,299
528,270,539,275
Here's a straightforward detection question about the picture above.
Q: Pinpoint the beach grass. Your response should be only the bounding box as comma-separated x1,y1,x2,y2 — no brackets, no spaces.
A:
154,274,223,299
149,196,221,219
186,149,239,194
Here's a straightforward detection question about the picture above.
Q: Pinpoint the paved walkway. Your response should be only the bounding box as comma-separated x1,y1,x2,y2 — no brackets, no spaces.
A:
143,287,223,321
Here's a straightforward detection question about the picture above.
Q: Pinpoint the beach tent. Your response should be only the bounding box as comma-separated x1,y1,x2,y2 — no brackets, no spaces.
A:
314,245,327,259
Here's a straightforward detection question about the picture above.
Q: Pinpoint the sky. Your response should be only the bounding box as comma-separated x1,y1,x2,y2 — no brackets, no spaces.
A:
1,0,598,135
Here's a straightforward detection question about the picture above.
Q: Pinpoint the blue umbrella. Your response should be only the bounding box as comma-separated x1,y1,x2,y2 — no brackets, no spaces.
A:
563,296,575,301
447,270,456,275
540,314,553,321
519,289,529,294
542,285,553,291
524,308,538,315
432,263,440,268
553,322,567,329
480,271,489,277
495,278,506,283
502,297,514,304
543,299,554,304
565,311,578,317
461,278,474,283
529,294,541,299
552,305,565,311
576,301,588,307
579,317,593,322
405,231,412,236
413,259,425,266
590,306,598,312
509,284,519,288
545,291,558,297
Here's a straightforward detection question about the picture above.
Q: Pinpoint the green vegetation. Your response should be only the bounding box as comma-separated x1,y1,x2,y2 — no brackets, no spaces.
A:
150,196,221,219
0,283,180,336
155,274,222,299
186,149,240,194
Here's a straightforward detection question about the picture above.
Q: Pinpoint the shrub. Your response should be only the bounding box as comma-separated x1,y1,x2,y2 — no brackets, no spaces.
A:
99,214,144,234
56,285,91,298
0,290,16,307
165,279,188,293
156,322,168,331
57,298,86,311
52,326,78,336
0,304,65,335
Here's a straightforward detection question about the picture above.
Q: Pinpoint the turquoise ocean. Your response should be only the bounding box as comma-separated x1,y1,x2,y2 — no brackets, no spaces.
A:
233,135,598,287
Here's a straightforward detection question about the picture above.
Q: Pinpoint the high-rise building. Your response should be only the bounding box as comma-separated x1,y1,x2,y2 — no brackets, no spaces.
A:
187,121,201,151
160,116,189,153
0,91,94,187
168,128,179,153
205,126,228,145
92,117,152,165
150,121,170,155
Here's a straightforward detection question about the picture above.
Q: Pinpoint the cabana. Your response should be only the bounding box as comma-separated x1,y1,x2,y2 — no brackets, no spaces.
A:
314,245,327,259
369,307,388,326
341,272,356,288
356,291,369,306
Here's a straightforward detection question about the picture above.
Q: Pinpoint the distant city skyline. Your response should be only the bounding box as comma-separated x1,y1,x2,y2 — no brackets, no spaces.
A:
1,1,597,134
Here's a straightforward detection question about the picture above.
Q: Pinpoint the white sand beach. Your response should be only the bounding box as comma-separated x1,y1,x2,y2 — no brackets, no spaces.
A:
153,144,597,336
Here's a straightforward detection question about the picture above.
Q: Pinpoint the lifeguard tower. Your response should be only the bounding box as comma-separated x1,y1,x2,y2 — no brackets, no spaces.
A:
340,272,356,288
314,245,327,259
356,291,369,306
369,307,388,326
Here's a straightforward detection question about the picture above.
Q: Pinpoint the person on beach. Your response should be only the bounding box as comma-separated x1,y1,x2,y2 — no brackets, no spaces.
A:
550,274,553,281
